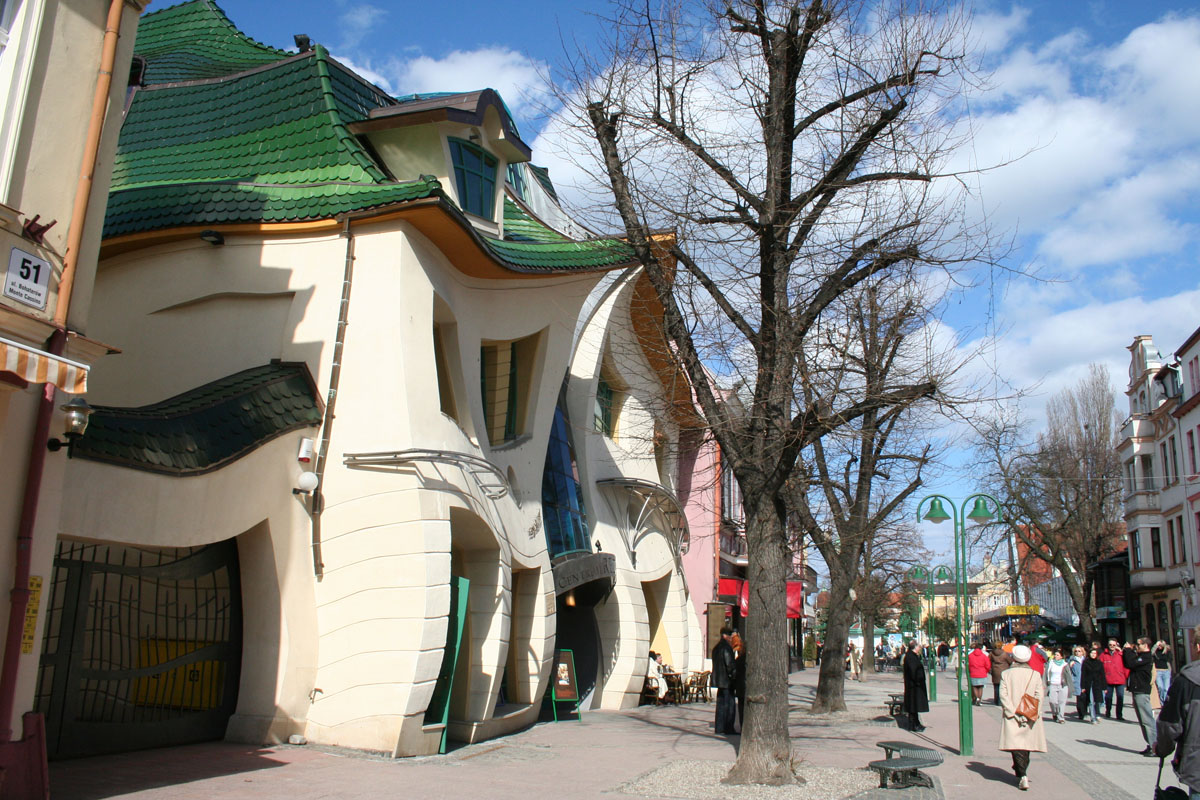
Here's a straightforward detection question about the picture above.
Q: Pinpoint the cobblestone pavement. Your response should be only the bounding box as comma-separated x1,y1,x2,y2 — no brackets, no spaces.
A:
47,667,1184,799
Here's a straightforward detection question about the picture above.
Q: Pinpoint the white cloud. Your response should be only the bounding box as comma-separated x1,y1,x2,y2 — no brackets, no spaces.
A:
383,47,550,121
336,4,387,52
331,54,394,94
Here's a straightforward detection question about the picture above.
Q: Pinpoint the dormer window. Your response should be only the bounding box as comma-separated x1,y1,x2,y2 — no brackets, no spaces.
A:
506,162,527,203
449,137,497,219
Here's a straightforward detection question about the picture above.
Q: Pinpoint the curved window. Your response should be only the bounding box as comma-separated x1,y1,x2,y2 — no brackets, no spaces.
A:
449,138,497,219
542,401,589,557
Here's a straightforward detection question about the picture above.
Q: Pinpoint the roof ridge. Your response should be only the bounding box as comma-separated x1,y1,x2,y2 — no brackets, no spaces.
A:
112,176,433,192
312,44,389,184
140,0,291,58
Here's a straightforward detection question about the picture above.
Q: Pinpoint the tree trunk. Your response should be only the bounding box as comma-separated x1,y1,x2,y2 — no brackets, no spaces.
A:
725,506,797,785
812,568,853,713
862,612,876,674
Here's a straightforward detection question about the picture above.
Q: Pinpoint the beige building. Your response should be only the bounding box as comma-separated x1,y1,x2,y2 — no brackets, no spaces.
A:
22,0,704,762
0,0,149,794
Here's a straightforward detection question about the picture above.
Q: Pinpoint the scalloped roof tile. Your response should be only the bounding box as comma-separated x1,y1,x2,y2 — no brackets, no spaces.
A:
74,362,321,475
107,0,635,274
134,0,292,83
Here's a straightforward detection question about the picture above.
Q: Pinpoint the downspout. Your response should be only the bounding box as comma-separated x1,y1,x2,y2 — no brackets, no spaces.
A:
713,440,722,613
0,0,126,741
310,219,355,580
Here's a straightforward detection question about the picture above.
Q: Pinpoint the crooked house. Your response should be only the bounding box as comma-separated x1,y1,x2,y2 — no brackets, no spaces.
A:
17,0,705,760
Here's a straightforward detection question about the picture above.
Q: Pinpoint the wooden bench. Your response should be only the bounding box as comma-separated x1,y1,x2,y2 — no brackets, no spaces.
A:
885,693,905,716
867,740,943,789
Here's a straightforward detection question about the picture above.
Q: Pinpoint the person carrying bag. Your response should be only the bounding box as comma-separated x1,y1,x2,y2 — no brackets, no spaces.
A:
1000,645,1046,791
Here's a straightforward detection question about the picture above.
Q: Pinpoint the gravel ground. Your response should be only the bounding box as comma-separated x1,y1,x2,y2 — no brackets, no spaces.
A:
615,759,878,800
793,706,892,725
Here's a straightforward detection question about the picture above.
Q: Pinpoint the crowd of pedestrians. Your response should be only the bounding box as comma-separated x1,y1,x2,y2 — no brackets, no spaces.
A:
896,632,1190,793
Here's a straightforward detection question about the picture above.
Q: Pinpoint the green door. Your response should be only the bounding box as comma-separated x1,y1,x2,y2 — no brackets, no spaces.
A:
423,575,469,753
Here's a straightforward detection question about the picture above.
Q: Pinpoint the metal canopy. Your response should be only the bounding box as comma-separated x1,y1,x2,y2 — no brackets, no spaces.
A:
596,477,690,565
343,449,509,499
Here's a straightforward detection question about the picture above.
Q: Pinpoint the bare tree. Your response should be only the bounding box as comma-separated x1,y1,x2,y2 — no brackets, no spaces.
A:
552,0,991,783
975,364,1126,640
857,523,930,674
785,276,958,712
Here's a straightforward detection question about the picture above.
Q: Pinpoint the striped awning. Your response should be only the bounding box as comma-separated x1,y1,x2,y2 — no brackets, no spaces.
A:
0,335,88,393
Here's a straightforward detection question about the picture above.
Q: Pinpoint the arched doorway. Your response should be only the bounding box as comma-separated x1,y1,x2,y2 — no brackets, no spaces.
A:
34,538,242,759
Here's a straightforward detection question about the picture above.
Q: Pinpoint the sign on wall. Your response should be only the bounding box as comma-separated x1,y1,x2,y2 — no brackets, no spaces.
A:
20,576,42,654
4,247,52,310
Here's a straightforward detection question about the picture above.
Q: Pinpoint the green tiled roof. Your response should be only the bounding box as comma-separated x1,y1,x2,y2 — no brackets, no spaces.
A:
495,198,633,269
502,198,569,243
134,0,292,84
106,0,636,274
74,362,321,475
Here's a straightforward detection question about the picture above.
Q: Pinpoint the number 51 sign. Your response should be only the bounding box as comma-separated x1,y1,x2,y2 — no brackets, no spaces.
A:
4,247,52,310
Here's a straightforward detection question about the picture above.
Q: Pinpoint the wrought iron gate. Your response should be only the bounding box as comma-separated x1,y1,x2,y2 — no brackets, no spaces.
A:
34,538,242,759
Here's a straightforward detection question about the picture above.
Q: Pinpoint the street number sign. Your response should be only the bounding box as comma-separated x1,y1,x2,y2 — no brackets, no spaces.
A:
4,247,52,310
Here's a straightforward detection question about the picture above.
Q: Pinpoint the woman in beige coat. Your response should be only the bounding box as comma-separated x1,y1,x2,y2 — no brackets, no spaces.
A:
999,644,1046,791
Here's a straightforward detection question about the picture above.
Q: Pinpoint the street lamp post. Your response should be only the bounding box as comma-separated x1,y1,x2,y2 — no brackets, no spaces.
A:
906,563,955,702
917,493,1002,758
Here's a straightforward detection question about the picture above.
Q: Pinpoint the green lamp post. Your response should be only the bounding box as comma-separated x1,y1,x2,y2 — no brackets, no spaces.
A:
917,493,1002,758
906,563,955,702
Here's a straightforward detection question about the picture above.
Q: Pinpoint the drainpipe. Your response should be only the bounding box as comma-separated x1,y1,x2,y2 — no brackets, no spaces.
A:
0,0,126,741
310,219,355,580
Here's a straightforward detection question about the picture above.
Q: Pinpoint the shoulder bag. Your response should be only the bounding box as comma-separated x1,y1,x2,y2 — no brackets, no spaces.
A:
1015,670,1040,723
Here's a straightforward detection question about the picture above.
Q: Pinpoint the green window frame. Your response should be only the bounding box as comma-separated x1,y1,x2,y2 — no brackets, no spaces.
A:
480,342,519,444
594,376,614,436
449,138,498,219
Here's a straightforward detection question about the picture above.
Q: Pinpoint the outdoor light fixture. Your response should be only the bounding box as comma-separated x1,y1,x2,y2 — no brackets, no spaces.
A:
967,497,994,523
294,34,311,52
294,471,319,495
923,497,951,523
47,397,94,455
199,230,225,246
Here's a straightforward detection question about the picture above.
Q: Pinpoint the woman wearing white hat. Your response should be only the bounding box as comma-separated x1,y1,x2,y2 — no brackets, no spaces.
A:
999,644,1047,791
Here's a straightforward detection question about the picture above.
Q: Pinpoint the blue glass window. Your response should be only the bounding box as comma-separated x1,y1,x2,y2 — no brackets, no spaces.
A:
542,403,589,557
449,138,498,219
506,162,527,202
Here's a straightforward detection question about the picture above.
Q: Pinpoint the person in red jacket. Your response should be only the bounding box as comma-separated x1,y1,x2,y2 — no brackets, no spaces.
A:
1099,638,1130,720
1026,641,1047,674
968,642,991,705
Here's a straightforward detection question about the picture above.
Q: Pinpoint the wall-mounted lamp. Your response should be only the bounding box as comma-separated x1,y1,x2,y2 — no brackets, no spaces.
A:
199,230,225,246
594,539,602,552
468,128,481,142
294,34,311,53
294,470,319,495
47,397,94,456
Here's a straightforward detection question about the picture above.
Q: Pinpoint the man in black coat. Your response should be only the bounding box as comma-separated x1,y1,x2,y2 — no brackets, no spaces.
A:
903,640,930,732
712,627,737,735
1123,638,1156,755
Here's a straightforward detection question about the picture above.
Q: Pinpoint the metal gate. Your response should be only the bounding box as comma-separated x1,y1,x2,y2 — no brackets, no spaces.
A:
34,538,242,759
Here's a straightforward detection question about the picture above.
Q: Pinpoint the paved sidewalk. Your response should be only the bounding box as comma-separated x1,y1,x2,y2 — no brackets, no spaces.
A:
47,668,1187,799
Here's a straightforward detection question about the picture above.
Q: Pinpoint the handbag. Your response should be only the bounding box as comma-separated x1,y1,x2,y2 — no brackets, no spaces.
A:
1156,756,1189,799
1015,671,1040,722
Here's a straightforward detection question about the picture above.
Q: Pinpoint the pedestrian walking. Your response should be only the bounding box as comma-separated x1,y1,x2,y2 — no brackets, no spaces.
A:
903,640,929,732
1067,645,1088,720
938,640,950,672
848,641,863,682
1155,624,1200,795
1043,647,1073,723
711,627,737,735
969,642,991,705
1080,644,1107,725
1123,637,1157,756
991,641,1013,705
1100,638,1129,719
1153,639,1173,705
999,644,1046,791
731,631,746,733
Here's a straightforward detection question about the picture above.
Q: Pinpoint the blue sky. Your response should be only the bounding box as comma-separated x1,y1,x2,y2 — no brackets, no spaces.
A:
210,0,1200,562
